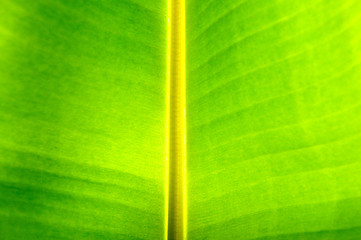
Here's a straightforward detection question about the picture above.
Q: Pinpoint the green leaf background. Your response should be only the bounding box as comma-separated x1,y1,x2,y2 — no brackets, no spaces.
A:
187,0,361,239
0,0,167,239
1,0,361,239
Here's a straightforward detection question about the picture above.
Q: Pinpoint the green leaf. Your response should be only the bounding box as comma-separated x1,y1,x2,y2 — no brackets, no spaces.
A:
187,0,361,239
2,0,361,239
0,0,166,239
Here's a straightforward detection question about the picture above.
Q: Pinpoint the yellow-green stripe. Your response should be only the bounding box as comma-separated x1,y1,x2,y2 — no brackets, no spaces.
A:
167,0,187,239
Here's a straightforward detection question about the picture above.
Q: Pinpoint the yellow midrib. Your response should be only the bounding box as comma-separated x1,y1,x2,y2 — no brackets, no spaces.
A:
166,0,186,239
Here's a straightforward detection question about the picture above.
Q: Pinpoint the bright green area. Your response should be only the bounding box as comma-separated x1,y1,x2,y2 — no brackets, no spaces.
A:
2,0,361,239
187,0,361,239
0,0,166,239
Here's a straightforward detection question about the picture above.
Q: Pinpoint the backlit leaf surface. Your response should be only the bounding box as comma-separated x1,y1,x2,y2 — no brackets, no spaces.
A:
1,0,361,239
0,0,166,239
187,0,361,239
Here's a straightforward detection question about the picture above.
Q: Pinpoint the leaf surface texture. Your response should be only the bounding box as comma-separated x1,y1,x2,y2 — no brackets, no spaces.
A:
187,0,361,239
1,0,361,239
0,0,167,239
